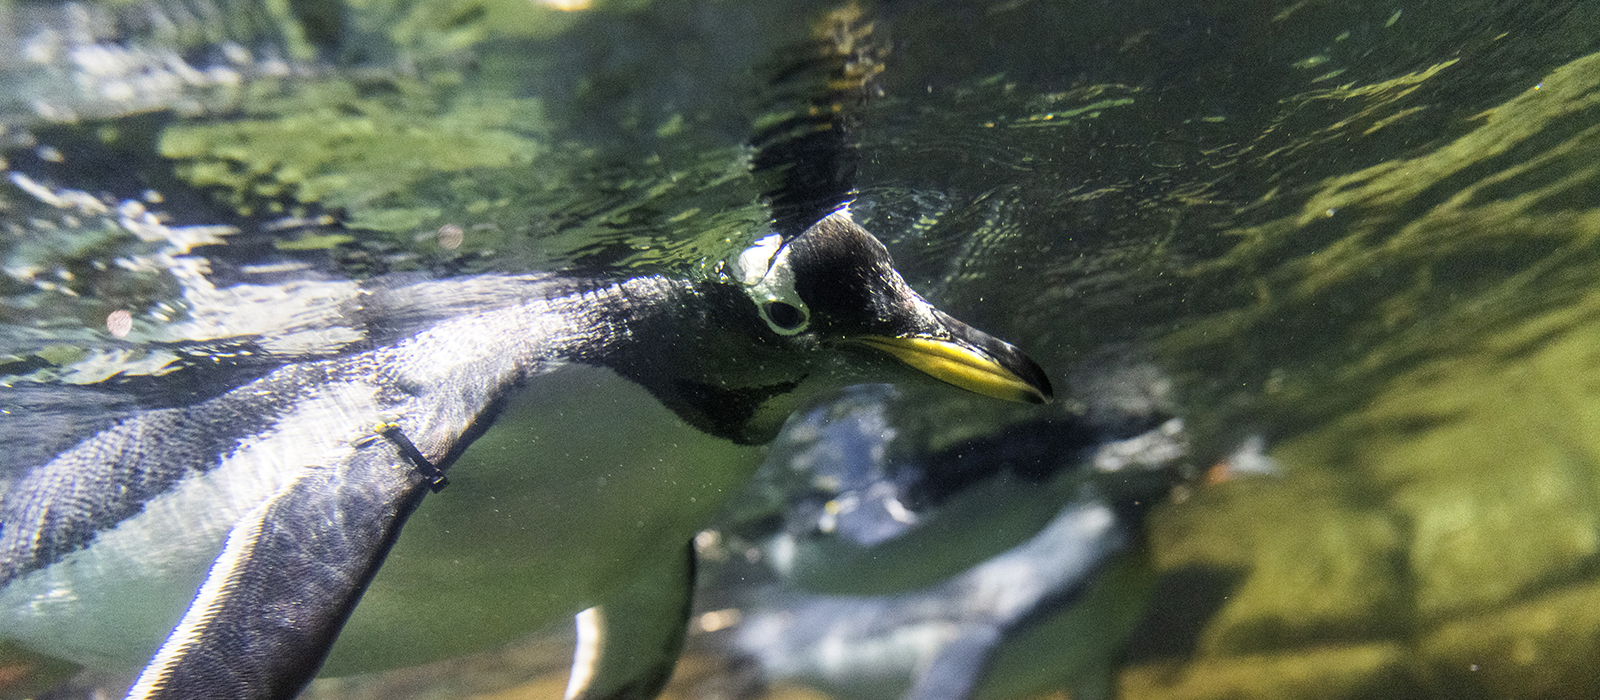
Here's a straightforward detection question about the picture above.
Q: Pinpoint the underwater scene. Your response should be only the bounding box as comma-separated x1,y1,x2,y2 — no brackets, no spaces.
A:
3,0,1600,699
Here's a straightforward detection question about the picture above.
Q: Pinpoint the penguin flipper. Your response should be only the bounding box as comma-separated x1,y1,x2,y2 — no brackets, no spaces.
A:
564,542,697,700
123,444,431,700
902,625,1004,700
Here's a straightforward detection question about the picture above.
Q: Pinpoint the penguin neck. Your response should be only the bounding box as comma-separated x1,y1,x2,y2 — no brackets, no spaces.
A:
569,275,814,445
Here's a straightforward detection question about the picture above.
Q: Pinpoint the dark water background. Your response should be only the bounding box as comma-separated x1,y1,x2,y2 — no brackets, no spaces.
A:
4,0,1600,698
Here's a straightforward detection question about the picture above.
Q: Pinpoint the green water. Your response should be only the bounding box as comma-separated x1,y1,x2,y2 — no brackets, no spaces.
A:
5,0,1600,698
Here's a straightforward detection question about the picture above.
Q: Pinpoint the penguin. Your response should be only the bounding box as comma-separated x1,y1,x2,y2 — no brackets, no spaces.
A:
698,374,1188,700
0,206,1052,700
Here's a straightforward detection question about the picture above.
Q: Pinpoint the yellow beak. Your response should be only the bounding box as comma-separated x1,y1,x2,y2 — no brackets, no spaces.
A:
848,336,1052,404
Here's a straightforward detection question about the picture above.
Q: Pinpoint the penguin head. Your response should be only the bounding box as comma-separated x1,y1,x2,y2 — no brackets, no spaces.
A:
726,207,1053,407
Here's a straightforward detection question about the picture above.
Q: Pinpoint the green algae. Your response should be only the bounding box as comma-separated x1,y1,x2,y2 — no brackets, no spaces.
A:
1275,289,1600,620
274,232,357,250
1420,578,1600,697
1136,284,1600,698
138,0,779,279
1123,642,1420,700
1135,47,1600,700
1165,49,1600,438
158,79,546,228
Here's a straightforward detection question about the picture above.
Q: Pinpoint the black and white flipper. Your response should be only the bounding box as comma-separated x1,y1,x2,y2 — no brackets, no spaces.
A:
124,439,436,700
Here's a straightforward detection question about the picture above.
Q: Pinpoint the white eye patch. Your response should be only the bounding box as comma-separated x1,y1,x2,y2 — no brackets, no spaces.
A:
732,234,783,286
731,233,811,335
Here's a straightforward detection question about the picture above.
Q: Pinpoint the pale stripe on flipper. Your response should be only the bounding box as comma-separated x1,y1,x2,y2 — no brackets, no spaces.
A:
124,472,297,700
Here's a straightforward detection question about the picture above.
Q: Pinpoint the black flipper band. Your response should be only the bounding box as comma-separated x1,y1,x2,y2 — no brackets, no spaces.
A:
380,425,449,492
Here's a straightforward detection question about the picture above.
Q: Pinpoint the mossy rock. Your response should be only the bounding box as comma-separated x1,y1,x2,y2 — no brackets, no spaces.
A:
1419,579,1600,700
1121,643,1420,700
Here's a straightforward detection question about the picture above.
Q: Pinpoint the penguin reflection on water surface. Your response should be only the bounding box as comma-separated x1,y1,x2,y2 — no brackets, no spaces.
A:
0,207,1051,700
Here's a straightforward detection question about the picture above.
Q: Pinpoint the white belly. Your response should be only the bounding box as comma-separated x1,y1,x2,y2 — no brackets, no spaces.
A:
322,363,765,673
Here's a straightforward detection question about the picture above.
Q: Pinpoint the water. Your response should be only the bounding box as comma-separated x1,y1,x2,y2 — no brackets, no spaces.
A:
4,0,1600,698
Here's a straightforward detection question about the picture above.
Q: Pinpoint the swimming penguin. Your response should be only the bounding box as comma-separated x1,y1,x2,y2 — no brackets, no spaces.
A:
0,206,1051,700
678,366,1185,700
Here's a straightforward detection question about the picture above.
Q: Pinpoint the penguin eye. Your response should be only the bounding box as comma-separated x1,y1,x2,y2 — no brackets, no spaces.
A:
761,300,809,333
